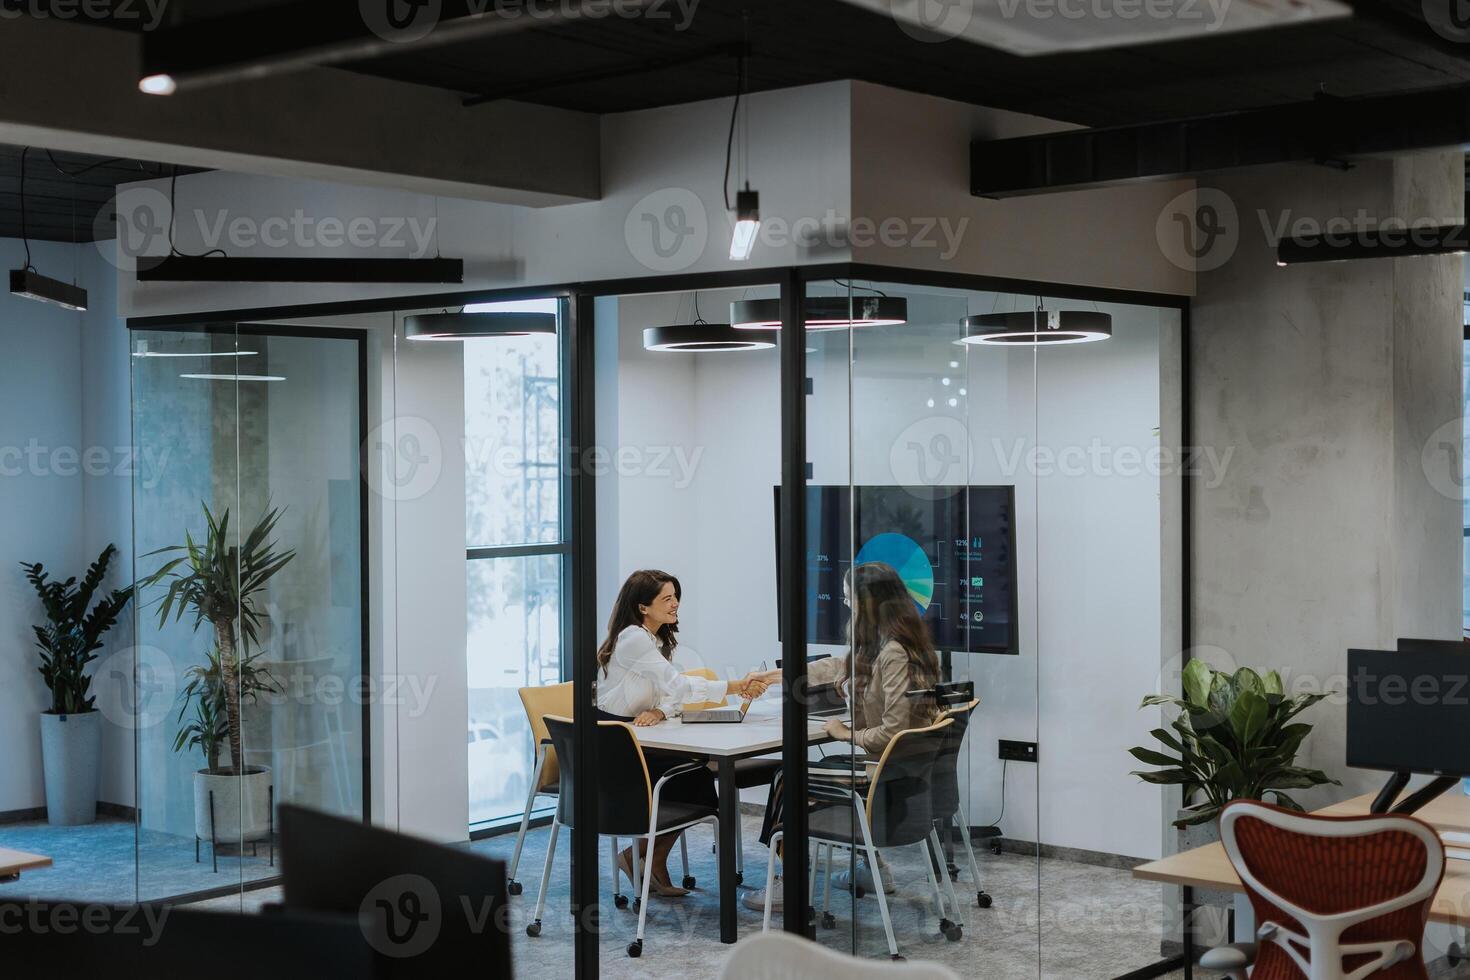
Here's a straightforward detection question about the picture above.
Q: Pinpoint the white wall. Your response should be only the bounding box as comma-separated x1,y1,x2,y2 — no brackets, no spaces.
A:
0,239,86,813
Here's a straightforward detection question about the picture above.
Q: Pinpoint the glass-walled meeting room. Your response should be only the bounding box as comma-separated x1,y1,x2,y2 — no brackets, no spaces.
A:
73,266,1185,977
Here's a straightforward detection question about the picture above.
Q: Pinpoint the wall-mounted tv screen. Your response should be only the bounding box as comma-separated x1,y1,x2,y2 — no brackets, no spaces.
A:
775,485,1018,654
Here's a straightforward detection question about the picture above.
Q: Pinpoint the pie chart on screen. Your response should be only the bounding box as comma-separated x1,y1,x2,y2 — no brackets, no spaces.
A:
854,532,935,612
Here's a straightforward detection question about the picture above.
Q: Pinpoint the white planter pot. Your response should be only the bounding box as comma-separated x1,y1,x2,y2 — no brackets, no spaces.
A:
193,766,273,844
39,711,100,826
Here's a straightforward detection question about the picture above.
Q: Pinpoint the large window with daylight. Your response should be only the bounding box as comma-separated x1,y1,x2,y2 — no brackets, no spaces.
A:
464,298,568,828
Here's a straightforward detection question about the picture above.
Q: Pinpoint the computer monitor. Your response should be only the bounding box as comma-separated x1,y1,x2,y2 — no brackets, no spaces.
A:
3,902,377,979
775,484,1019,654
278,805,511,977
1347,647,1470,812
1397,637,1469,655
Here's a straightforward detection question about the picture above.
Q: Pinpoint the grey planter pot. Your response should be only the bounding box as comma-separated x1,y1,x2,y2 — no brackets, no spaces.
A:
39,711,100,826
193,767,273,844
1177,806,1230,950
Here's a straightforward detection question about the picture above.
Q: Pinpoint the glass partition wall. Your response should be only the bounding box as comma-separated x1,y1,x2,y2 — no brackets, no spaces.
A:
122,269,1182,978
131,323,367,903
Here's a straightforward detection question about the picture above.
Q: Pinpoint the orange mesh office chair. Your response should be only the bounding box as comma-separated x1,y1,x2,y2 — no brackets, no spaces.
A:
1201,800,1445,980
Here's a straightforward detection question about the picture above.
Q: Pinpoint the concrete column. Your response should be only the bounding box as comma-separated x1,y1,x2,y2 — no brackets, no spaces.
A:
1191,151,1464,806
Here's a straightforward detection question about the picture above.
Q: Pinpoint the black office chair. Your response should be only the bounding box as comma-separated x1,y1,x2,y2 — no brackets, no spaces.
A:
534,714,721,958
763,717,963,959
933,698,991,909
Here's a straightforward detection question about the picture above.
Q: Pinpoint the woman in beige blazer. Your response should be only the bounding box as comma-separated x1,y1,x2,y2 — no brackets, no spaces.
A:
744,561,943,910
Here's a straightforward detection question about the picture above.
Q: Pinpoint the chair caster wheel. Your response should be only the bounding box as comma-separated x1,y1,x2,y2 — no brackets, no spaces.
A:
977,891,992,909
526,920,542,937
941,920,963,942
507,879,523,896
854,885,866,899
632,898,641,913
682,875,696,889
948,867,959,881
890,955,906,962
821,912,836,929
614,894,629,909
627,940,643,958
735,872,744,885
990,844,1002,856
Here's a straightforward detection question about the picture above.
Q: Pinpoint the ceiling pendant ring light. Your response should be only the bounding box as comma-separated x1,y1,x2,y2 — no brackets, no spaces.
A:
730,292,908,331
644,290,778,352
957,308,1112,346
404,310,557,341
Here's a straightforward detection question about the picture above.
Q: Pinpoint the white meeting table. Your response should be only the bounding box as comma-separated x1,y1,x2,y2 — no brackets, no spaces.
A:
629,700,836,944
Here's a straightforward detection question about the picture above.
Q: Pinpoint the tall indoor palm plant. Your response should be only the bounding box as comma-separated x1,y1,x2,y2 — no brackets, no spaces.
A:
142,503,295,775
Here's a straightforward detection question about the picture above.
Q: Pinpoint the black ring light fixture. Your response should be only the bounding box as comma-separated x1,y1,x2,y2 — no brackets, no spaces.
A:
730,295,908,331
643,322,778,353
958,310,1112,346
404,310,558,341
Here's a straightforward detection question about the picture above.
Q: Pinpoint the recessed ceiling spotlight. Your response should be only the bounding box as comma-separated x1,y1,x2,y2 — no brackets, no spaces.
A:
139,74,177,96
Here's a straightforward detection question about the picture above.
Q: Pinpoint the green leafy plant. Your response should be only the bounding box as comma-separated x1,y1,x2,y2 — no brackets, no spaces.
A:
1130,659,1339,827
22,545,134,715
141,504,294,775
171,643,278,772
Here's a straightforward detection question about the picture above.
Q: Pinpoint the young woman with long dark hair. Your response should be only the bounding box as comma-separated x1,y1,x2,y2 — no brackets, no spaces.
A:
744,560,942,910
595,569,770,896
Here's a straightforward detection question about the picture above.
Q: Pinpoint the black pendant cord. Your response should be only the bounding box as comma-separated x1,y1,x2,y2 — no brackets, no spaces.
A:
723,52,745,212
19,147,34,273
168,165,227,259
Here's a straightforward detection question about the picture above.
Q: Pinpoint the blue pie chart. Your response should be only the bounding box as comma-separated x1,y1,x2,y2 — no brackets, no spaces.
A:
854,532,935,612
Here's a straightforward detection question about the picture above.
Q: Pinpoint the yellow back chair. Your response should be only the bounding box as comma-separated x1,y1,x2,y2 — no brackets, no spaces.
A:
505,681,573,895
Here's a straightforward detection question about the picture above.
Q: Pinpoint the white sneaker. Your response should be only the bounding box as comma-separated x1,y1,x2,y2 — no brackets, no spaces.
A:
831,861,895,895
743,876,783,912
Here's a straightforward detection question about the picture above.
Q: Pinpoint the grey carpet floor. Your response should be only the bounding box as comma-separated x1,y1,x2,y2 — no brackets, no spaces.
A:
3,814,1183,977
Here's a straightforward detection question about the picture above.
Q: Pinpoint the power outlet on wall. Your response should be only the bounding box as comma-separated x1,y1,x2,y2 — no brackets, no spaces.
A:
998,739,1038,763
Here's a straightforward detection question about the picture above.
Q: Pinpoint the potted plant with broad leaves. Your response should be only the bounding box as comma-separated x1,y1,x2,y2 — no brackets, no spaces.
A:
1129,659,1339,834
142,504,294,853
22,545,133,826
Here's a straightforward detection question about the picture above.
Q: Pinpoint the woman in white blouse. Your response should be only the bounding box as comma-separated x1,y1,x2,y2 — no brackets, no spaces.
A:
595,569,770,895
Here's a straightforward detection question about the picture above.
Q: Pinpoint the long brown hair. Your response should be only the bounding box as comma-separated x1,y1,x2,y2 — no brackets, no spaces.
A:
847,561,940,708
596,569,681,676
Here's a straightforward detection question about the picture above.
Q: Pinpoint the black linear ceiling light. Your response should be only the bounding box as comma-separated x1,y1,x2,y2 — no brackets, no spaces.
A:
1276,222,1470,265
958,310,1112,346
730,295,908,331
10,149,88,312
404,310,557,341
137,256,465,284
